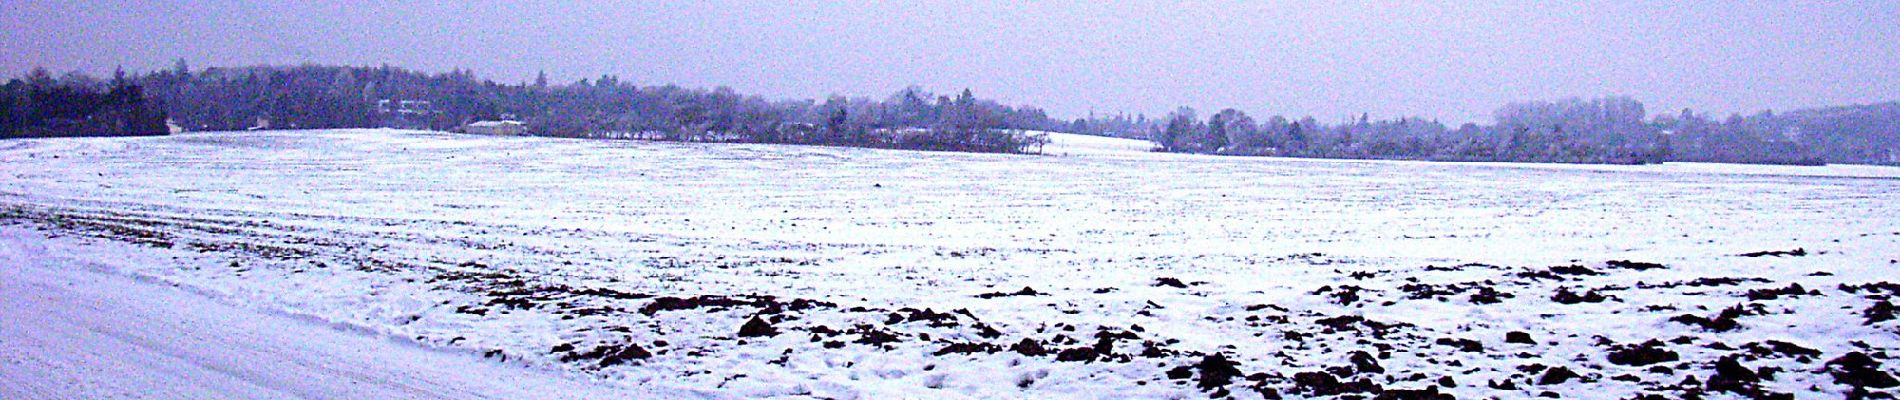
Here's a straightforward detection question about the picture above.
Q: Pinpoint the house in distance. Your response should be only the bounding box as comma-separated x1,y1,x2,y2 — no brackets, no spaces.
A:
462,120,526,136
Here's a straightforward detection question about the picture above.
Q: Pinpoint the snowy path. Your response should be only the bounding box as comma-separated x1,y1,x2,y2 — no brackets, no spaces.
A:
0,228,707,400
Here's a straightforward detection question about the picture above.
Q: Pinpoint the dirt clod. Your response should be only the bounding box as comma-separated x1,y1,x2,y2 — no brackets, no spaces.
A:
738,316,778,337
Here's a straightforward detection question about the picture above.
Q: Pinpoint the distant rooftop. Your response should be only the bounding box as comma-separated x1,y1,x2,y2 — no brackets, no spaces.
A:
467,120,523,127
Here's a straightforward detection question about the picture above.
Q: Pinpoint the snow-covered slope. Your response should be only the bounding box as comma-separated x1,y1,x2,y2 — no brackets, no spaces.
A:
2,129,1897,399
1038,132,1156,157
0,226,707,400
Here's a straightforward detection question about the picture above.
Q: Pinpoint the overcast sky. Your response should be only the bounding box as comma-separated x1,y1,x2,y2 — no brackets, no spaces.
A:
5,1,1897,123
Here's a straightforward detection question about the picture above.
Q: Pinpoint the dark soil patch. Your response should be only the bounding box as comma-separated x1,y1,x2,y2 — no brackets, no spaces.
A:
933,342,1001,356
1705,355,1773,396
1010,338,1048,356
1828,352,1900,389
1669,304,1764,332
1487,379,1518,390
1398,283,1462,300
1245,304,1290,313
1538,366,1583,385
1292,371,1383,397
1314,285,1370,306
1397,281,1506,303
1551,286,1611,304
1738,248,1806,257
568,286,652,300
1374,385,1454,400
1516,269,1570,281
738,316,779,337
26,212,179,249
1743,340,1822,359
1469,286,1514,304
976,286,1046,299
1054,346,1104,363
639,294,832,316
1548,265,1603,276
1605,260,1667,270
1435,337,1484,353
1081,328,1143,361
1424,263,1498,272
1606,339,1680,366
1185,353,1245,392
431,267,668,315
558,340,652,367
849,324,904,346
1348,350,1384,374
888,308,961,328
1314,315,1411,337
188,241,314,260
1842,282,1900,299
1745,283,1819,301
1638,277,1772,289
1866,301,1898,324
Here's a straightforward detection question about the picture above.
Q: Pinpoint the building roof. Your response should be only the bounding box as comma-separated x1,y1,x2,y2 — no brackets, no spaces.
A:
467,120,524,127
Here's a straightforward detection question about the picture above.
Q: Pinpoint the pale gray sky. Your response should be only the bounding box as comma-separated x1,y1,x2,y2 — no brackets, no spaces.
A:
5,1,1897,123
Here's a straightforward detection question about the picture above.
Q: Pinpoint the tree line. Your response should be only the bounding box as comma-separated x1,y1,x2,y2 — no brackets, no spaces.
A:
5,62,1896,164
1,67,168,138
1116,96,1898,165
129,62,1056,154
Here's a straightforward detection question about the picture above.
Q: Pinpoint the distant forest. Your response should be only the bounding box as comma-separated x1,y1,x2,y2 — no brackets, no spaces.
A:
1,68,168,138
4,62,1898,164
132,62,1058,154
1100,98,1900,165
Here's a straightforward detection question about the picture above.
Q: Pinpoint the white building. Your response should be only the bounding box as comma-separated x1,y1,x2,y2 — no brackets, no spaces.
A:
463,120,526,136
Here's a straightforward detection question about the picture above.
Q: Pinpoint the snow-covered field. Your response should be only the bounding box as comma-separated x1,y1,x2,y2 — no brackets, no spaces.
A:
0,229,686,399
3,129,1898,399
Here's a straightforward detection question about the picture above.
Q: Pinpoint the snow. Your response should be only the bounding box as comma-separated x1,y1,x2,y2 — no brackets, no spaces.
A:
1038,132,1156,156
0,227,709,400
2,129,1898,398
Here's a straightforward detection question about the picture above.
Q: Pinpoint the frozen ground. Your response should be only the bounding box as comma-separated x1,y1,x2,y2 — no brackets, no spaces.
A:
1,129,1897,399
0,228,697,399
